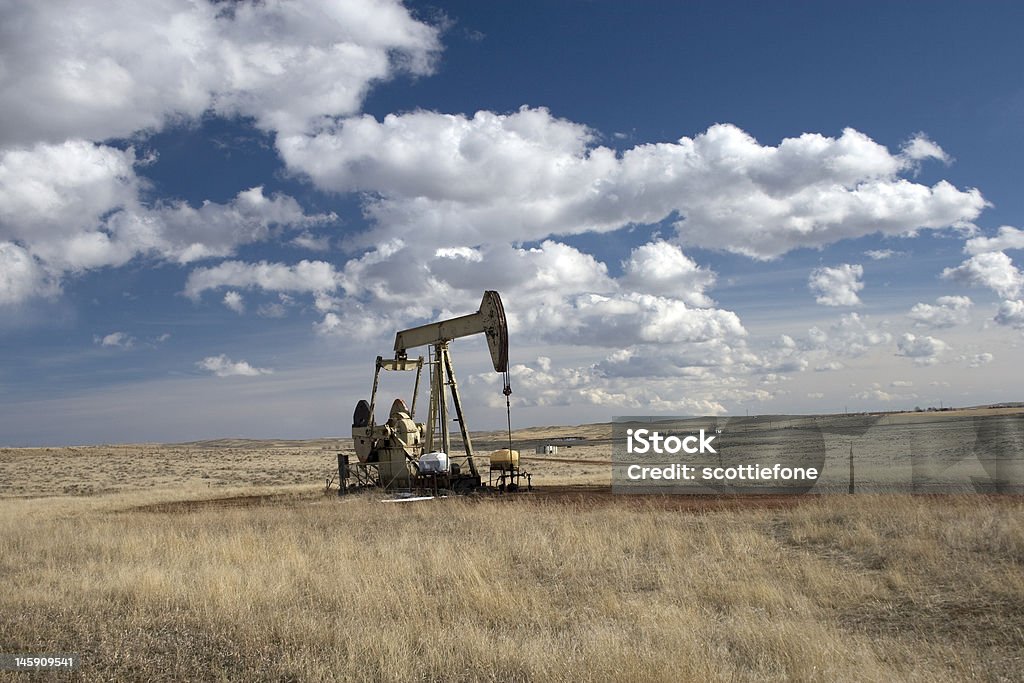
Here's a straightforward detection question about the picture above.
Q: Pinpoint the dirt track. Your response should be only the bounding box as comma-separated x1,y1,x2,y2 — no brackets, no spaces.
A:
124,485,813,514
128,491,319,514
125,484,1024,516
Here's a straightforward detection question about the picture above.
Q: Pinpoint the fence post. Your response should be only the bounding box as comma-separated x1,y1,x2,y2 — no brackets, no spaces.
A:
848,443,855,494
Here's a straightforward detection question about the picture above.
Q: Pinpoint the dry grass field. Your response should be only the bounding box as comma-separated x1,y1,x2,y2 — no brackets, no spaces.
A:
1,410,1023,681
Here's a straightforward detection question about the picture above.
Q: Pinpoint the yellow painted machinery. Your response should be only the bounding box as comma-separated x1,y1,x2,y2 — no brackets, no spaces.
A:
348,291,522,492
488,447,529,492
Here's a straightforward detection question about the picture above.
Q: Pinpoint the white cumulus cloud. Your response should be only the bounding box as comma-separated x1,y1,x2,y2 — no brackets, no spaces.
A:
864,249,904,260
0,139,331,304
853,383,917,402
197,354,272,377
805,313,892,358
808,264,864,306
0,0,440,144
619,241,716,306
223,291,245,314
941,251,1023,299
278,110,986,259
994,300,1024,329
94,331,135,349
907,295,972,328
471,356,736,415
0,0,426,306
964,226,1024,255
311,239,746,351
899,134,950,164
896,333,949,366
962,352,994,367
0,242,56,305
185,260,341,300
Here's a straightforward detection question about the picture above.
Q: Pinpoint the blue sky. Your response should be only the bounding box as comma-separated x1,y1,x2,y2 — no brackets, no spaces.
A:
2,1,1023,445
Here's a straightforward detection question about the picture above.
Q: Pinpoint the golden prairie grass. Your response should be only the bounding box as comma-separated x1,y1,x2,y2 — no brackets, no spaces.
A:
0,443,336,497
0,436,614,498
1,491,1022,681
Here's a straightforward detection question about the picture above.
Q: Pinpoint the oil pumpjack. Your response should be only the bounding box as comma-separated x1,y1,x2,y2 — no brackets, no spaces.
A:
349,291,521,492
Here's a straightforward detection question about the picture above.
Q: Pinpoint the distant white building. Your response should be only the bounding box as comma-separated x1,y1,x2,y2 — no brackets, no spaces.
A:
535,445,558,454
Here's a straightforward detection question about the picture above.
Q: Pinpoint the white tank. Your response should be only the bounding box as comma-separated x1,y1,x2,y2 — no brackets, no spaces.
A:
418,451,450,474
